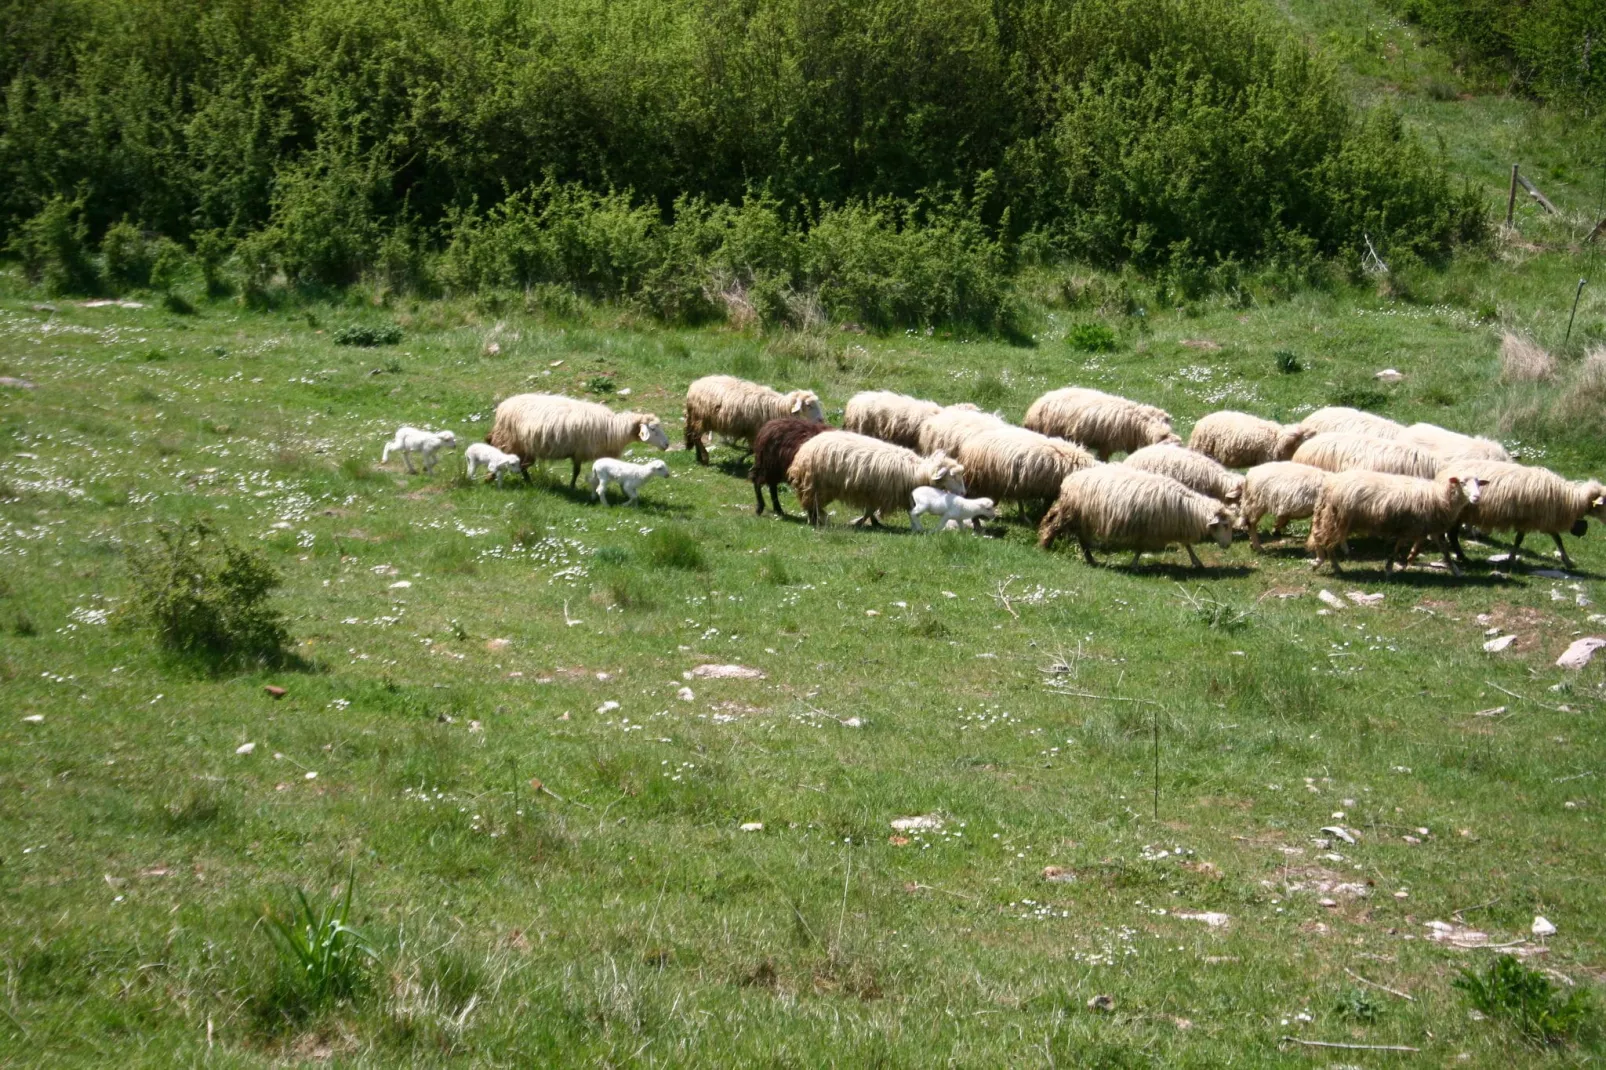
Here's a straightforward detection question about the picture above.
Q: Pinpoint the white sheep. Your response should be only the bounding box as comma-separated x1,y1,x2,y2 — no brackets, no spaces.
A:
684,375,824,464
1288,406,1404,440
909,486,997,533
1306,469,1483,576
1187,411,1310,468
1292,432,1439,479
1123,443,1245,504
1442,459,1606,570
787,430,966,528
589,457,672,505
381,426,457,473
1023,387,1179,460
1038,464,1234,568
954,426,1098,505
464,442,524,486
1398,422,1511,463
844,390,944,449
488,394,669,487
1239,461,1329,550
915,404,1006,458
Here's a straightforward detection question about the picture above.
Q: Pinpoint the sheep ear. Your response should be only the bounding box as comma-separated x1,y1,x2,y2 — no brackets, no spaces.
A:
638,423,652,441
1594,496,1605,509
790,396,803,413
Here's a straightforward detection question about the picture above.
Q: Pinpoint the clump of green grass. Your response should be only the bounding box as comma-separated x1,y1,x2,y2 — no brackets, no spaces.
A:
1328,385,1389,411
586,374,616,394
760,556,792,585
1274,349,1302,374
646,527,707,571
125,519,294,669
261,869,376,1016
333,324,403,347
1455,955,1593,1046
1065,322,1117,352
1335,987,1383,1023
12,610,37,637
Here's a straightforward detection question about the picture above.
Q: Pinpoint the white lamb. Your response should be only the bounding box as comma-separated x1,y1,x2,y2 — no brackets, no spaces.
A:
464,442,524,486
381,426,457,473
909,486,997,533
589,457,672,505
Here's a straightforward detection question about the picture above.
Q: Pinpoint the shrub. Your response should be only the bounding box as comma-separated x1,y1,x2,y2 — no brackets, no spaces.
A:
9,195,100,295
267,152,385,288
101,221,155,290
333,324,403,347
1454,955,1593,1046
1065,323,1117,352
1500,331,1555,383
645,527,707,571
126,519,293,668
149,238,189,291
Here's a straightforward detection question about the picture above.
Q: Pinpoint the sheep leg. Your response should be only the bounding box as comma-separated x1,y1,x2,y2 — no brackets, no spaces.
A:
381,443,395,465
1129,550,1143,569
521,462,533,484
1076,535,1098,566
1551,532,1575,571
570,459,581,487
769,483,786,517
972,517,984,534
1185,544,1204,569
402,450,417,474
1512,531,1526,555
909,509,924,534
753,481,767,515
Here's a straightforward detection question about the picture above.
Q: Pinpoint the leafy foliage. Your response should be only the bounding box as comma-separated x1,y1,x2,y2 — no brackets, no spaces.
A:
126,519,293,668
9,194,99,295
333,324,403,347
1455,955,1594,1046
1066,323,1118,353
1393,0,1605,107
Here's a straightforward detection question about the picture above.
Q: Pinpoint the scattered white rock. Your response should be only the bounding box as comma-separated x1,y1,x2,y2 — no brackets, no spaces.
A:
740,822,764,832
1534,569,1572,579
1317,589,1347,610
890,815,943,832
304,771,317,780
236,742,256,755
485,638,511,651
21,715,43,724
1345,591,1385,606
390,580,412,589
597,700,621,714
1320,826,1356,844
840,716,864,728
676,687,696,702
686,664,765,680
1483,634,1518,653
1176,911,1230,928
865,609,880,617
1555,637,1606,670
1533,916,1557,938
618,387,632,397
1374,368,1405,383
1087,994,1115,1013
596,671,613,681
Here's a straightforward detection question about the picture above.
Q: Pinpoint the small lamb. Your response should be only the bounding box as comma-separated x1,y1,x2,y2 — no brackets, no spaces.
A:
589,457,671,505
464,442,524,486
381,426,457,473
909,486,997,533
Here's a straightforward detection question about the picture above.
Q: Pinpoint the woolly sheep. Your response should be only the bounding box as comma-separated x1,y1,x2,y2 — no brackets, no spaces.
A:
1023,387,1179,460
1239,462,1329,550
909,487,997,533
1442,459,1606,570
1306,470,1483,576
954,426,1097,505
488,394,669,487
1288,406,1404,440
1187,411,1310,468
684,375,824,464
844,390,943,449
464,442,523,486
589,457,672,505
1398,422,1511,463
916,404,1006,458
750,417,832,517
381,426,458,473
787,430,966,528
1292,432,1439,480
1123,443,1245,504
1037,464,1234,568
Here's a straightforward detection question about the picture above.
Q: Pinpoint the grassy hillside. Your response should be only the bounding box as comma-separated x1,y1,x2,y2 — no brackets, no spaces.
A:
2,0,1606,1065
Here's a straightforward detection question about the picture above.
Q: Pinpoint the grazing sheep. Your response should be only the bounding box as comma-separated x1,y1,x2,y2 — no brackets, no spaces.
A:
916,404,1006,458
1037,465,1234,568
381,426,458,473
464,442,523,486
684,375,824,464
1023,387,1179,460
1398,422,1511,463
1123,443,1245,504
909,487,997,533
750,417,832,517
1292,432,1439,480
1306,470,1483,576
1187,411,1310,468
1442,459,1606,570
488,394,669,487
1240,462,1329,550
787,430,966,528
954,426,1097,505
844,391,943,449
1289,406,1404,440
589,457,672,505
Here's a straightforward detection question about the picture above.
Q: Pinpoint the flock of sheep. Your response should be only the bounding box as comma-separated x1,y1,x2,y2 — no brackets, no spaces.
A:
380,373,1606,575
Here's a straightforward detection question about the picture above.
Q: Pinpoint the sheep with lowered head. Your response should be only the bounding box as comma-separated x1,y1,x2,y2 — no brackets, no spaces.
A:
787,430,966,528
1038,465,1234,568
1306,469,1483,576
489,394,669,487
1288,406,1404,440
1441,459,1606,570
1292,432,1439,480
381,426,458,473
844,391,943,450
916,404,1006,458
954,426,1097,506
1023,387,1179,460
1123,443,1245,504
684,375,824,464
1397,422,1511,463
1239,461,1329,550
750,417,832,517
464,441,523,486
1188,411,1310,468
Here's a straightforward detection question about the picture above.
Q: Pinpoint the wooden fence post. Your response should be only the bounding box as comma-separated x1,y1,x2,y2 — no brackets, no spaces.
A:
1507,164,1519,227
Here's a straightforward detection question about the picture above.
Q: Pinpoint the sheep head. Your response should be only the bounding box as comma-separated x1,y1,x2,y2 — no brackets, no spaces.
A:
438,430,459,449
1582,482,1606,524
634,416,670,450
788,391,825,423
973,497,998,520
1444,474,1484,506
645,458,671,478
1274,425,1314,460
1207,507,1235,549
923,451,967,495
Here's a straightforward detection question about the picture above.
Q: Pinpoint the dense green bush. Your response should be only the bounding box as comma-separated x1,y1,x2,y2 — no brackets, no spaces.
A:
8,194,99,294
1394,0,1604,107
0,0,1486,329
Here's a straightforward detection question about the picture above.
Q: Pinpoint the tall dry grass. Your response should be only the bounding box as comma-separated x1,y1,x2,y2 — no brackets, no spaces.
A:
1500,332,1555,383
